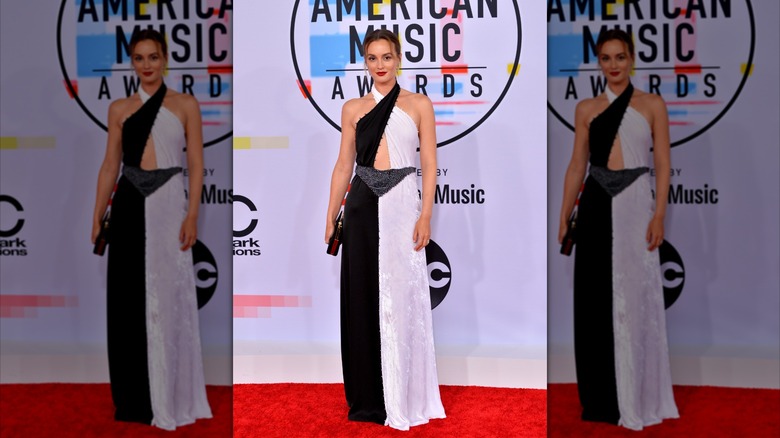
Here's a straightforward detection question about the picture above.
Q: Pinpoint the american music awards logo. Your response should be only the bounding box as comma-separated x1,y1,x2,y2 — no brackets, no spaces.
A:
56,0,233,147
290,0,522,147
547,0,755,147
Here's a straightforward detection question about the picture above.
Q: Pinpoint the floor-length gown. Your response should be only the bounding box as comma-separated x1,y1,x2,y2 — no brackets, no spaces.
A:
107,83,212,430
340,83,446,431
573,83,679,431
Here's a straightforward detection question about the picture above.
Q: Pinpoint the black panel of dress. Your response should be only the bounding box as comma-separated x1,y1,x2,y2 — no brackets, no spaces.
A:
121,83,166,166
107,83,166,424
355,83,400,166
574,83,633,425
340,83,401,425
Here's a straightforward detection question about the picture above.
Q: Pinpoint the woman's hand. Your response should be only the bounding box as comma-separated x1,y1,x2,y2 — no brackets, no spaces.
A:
558,217,569,244
413,217,431,252
91,220,101,244
325,219,335,244
646,215,664,251
180,215,198,251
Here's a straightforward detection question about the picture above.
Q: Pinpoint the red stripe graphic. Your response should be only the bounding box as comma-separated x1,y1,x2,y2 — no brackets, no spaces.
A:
441,64,469,74
674,65,702,74
208,65,233,74
64,80,78,99
431,101,488,105
298,79,312,99
234,294,313,318
0,294,78,318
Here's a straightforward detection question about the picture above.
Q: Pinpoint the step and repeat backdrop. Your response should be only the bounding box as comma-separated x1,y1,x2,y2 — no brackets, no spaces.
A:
0,1,233,384
233,1,548,387
547,0,779,387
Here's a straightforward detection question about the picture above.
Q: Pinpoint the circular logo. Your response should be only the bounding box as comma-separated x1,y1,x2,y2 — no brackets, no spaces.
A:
192,240,218,309
659,239,684,309
233,194,258,238
425,239,451,309
0,195,25,238
56,0,233,147
547,1,755,147
291,0,522,147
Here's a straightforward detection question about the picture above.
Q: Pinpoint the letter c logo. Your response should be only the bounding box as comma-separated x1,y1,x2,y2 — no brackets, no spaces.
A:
233,195,258,238
0,195,24,237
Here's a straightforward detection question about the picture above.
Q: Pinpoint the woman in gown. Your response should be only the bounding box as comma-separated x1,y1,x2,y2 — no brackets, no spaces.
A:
558,29,680,430
324,29,446,430
91,29,212,430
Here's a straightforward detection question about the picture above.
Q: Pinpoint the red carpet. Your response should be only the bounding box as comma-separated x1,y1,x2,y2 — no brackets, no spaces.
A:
234,383,547,437
0,384,231,437
5,383,774,436
548,383,780,437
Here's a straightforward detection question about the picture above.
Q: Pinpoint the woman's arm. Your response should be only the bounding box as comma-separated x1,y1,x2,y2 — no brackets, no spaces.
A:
91,101,123,243
414,95,437,252
647,95,671,251
558,100,591,243
325,101,358,243
180,95,204,251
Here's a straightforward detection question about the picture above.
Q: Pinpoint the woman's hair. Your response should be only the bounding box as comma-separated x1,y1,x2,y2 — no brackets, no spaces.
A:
129,29,168,58
362,29,401,57
596,28,634,59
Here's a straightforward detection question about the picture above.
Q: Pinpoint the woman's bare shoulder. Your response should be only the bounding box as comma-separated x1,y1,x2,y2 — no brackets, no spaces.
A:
108,94,140,121
402,89,431,104
342,94,373,115
166,89,199,110
109,94,138,111
575,95,607,117
633,90,666,113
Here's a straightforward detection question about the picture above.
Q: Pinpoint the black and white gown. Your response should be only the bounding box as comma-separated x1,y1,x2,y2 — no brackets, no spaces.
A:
574,84,679,430
340,83,446,430
107,84,212,430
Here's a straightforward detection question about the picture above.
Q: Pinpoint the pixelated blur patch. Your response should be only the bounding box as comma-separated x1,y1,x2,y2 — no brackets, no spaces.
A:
233,294,312,318
233,137,289,149
0,294,78,318
76,34,115,78
0,137,56,149
310,34,350,78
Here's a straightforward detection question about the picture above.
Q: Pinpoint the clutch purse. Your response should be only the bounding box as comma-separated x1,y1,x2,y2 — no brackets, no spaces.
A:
559,209,577,256
326,211,343,256
93,210,111,256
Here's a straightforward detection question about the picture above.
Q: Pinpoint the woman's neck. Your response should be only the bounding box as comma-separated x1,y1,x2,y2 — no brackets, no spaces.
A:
140,79,164,96
373,79,397,96
606,79,630,96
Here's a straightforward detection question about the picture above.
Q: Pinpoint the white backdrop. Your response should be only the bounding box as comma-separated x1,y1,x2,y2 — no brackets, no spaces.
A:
0,1,233,385
233,1,548,388
547,0,780,388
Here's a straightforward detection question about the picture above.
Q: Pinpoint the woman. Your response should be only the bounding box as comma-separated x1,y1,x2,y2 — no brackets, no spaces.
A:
325,29,446,430
91,29,212,430
558,29,679,430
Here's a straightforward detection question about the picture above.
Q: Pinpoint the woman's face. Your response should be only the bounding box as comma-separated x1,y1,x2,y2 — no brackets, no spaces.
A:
365,39,399,86
132,39,166,85
598,39,633,85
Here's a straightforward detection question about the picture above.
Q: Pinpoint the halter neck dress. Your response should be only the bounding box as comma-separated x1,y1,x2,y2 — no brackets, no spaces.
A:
573,84,679,430
107,84,212,430
340,84,446,430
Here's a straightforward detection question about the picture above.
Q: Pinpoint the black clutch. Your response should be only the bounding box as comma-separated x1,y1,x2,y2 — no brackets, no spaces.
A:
560,210,577,256
93,210,111,256
326,211,343,256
